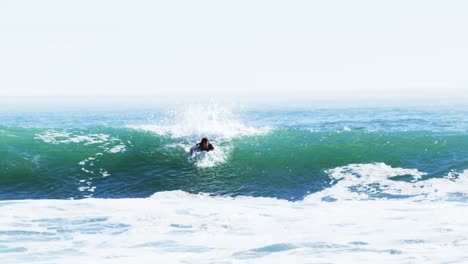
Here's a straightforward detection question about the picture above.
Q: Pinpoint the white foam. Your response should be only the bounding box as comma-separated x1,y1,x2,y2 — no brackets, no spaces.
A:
35,130,127,152
34,130,71,143
305,163,468,202
99,169,111,177
35,130,113,145
107,144,126,154
129,104,269,140
1,191,467,263
77,185,96,192
189,147,230,168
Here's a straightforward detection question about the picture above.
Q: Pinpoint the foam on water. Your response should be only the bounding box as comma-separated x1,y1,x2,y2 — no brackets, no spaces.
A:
1,191,468,263
35,130,126,154
306,163,468,202
35,131,110,145
2,164,467,262
107,144,126,154
188,146,230,168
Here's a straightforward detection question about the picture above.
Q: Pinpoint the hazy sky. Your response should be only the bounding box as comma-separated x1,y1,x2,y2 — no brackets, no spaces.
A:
1,0,467,103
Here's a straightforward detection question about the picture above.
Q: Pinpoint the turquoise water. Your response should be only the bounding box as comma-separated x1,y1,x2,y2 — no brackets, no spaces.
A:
1,106,467,200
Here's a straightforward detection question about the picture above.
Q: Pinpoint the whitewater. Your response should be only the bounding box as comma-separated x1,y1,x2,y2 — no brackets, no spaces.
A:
1,104,468,263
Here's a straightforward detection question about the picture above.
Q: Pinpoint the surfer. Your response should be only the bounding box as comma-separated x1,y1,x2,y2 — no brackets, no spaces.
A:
190,138,214,155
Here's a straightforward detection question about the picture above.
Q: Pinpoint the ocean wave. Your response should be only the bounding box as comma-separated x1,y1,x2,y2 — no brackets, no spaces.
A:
1,126,467,200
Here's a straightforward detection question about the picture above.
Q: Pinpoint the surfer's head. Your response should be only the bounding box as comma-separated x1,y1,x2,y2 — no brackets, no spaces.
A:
200,138,209,149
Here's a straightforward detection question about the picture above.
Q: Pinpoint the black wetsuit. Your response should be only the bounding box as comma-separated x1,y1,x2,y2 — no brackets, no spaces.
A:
190,143,214,155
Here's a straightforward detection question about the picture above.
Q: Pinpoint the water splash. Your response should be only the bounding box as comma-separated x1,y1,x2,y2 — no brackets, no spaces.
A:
188,146,230,168
129,104,269,140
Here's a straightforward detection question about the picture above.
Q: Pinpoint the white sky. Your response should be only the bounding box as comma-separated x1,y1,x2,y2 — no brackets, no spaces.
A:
1,0,467,104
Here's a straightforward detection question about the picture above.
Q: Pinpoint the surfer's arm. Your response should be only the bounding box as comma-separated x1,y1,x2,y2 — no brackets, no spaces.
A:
189,145,197,156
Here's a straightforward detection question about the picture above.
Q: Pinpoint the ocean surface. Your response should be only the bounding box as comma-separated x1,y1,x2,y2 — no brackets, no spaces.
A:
1,104,468,263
